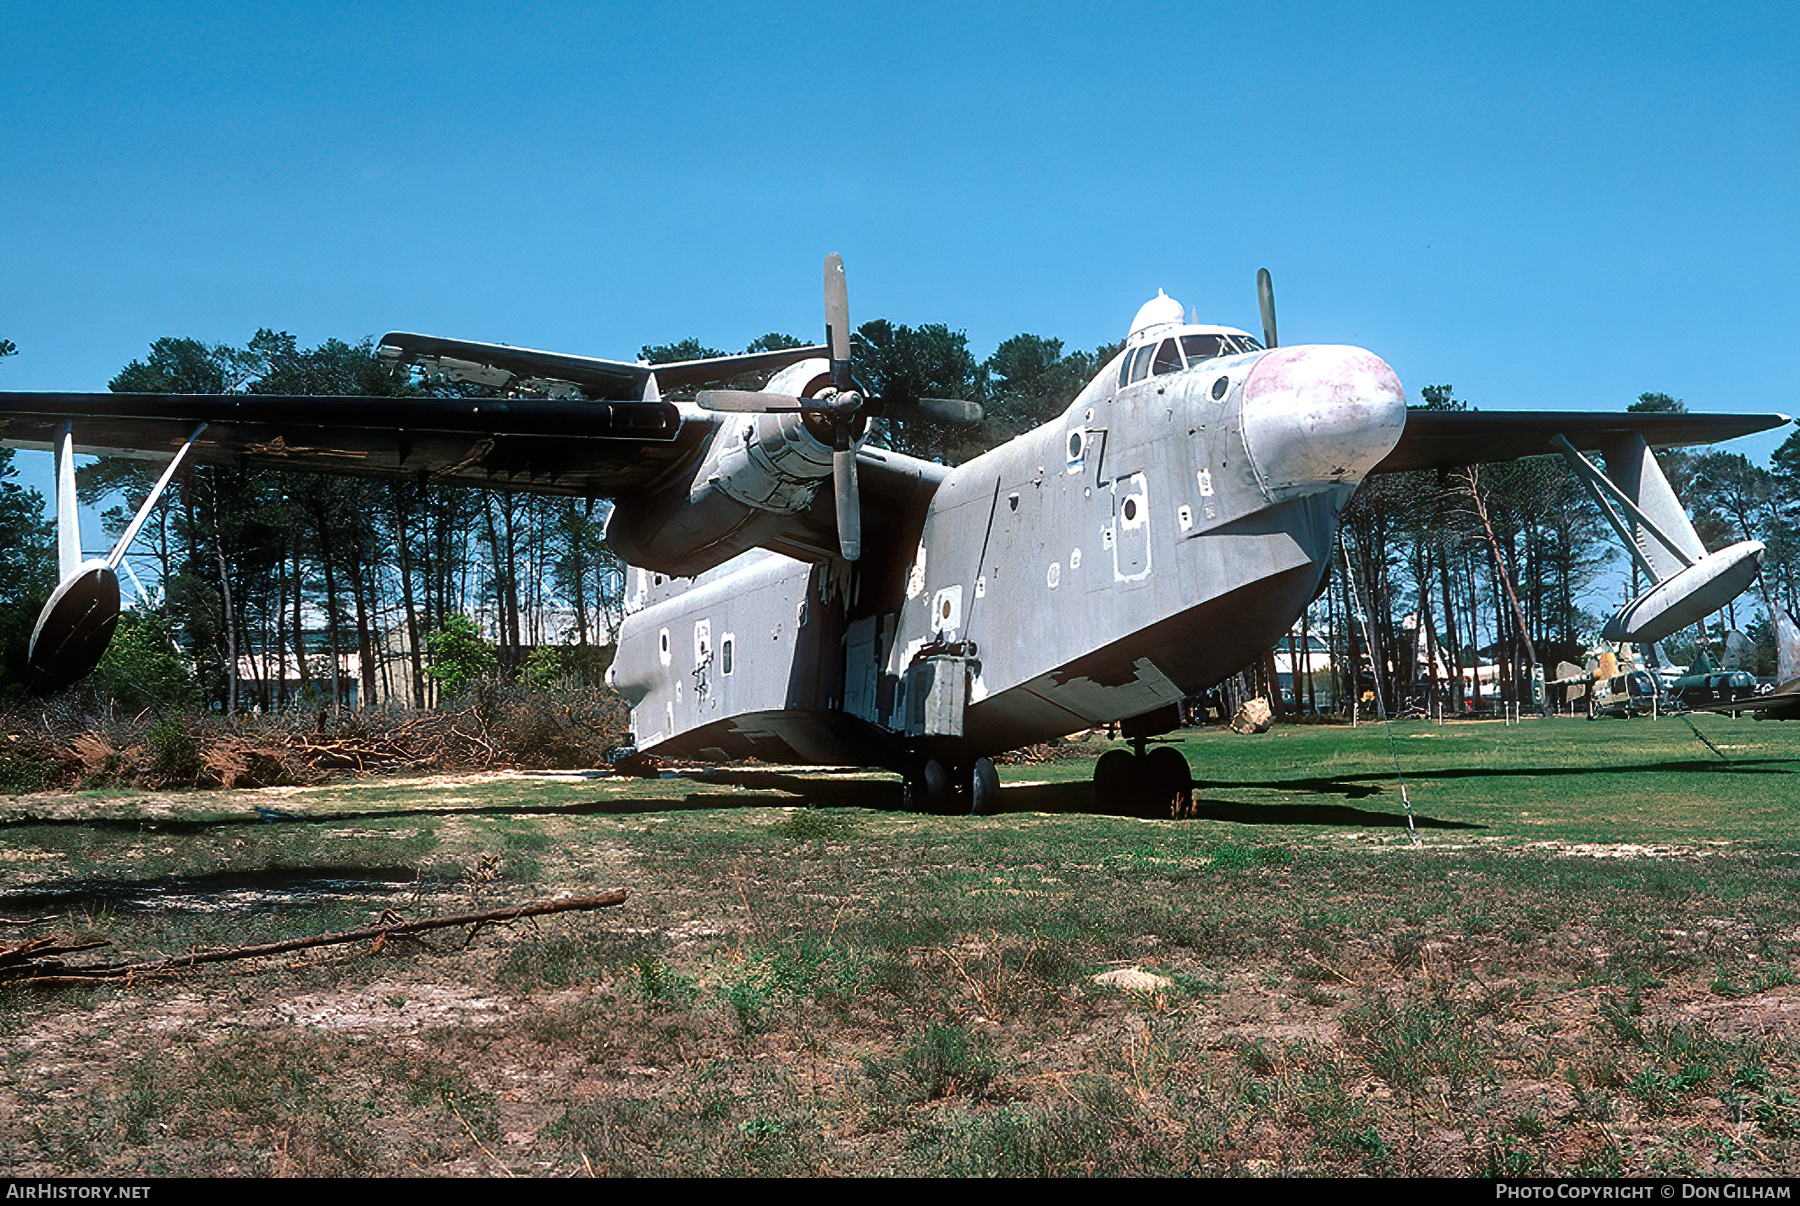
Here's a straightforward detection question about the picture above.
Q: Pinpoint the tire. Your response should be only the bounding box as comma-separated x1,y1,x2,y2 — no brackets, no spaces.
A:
1143,745,1191,814
921,759,951,814
903,759,953,813
1092,748,1137,810
969,757,1001,816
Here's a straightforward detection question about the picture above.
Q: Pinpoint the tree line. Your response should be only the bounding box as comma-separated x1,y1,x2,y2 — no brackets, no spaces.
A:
1,327,1796,717
1321,390,1800,717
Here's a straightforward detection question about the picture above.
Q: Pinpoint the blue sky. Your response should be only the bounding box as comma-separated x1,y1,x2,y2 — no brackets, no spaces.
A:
3,0,1796,518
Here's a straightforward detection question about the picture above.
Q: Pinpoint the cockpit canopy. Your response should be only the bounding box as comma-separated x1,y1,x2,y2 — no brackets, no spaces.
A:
1116,326,1264,390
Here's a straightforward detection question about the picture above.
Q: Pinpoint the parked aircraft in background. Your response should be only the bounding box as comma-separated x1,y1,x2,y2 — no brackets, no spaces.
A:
1,257,1789,811
1682,609,1800,720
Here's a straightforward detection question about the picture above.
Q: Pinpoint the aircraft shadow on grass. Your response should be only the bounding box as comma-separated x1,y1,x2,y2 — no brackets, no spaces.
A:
0,763,1465,839
686,769,1477,829
6,749,1783,863
0,864,423,915
1294,758,1793,785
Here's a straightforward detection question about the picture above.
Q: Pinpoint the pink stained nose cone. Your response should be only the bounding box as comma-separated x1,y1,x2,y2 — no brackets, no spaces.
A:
1239,345,1407,499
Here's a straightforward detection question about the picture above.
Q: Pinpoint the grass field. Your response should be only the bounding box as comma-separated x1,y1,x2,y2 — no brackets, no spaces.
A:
1,715,1798,1176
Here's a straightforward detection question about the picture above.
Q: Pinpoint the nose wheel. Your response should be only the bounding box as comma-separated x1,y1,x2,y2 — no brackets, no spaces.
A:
1092,743,1192,815
903,756,1002,816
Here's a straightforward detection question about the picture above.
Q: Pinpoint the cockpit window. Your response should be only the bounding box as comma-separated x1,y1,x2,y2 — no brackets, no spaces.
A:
1121,331,1262,390
1152,338,1183,376
1181,332,1263,364
1126,343,1156,385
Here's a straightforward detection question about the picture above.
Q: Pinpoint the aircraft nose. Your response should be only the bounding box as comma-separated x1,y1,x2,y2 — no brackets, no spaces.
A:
1239,345,1406,500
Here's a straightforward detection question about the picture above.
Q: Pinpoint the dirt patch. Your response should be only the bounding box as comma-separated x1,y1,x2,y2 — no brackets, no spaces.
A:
1662,986,1800,1041
222,982,518,1035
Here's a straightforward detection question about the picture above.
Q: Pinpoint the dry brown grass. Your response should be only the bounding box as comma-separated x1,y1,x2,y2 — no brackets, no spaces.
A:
0,682,629,792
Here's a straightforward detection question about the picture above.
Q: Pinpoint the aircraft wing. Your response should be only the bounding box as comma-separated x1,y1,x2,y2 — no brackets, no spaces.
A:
377,333,829,397
1372,410,1791,474
1,337,833,496
0,391,700,497
1683,682,1800,720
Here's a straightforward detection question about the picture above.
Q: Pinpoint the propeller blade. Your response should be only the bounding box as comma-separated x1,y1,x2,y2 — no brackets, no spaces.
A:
696,389,805,413
832,446,861,561
1257,267,1278,349
908,397,986,424
824,253,852,391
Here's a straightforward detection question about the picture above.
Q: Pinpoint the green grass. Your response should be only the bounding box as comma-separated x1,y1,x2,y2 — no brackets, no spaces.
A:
2,718,1799,1176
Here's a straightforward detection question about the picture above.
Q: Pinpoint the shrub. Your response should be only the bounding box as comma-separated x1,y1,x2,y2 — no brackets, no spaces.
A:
89,611,199,714
424,614,496,699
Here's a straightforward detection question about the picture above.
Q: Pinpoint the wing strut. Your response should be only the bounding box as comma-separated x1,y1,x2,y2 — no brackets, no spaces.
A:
30,421,207,692
1550,434,1694,579
1551,430,1763,644
53,422,80,579
106,423,208,569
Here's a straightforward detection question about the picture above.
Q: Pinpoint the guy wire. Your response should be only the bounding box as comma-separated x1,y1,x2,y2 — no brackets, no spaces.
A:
1680,713,1733,765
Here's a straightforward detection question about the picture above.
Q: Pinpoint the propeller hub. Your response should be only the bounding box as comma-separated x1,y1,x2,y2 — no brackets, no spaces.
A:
808,388,863,416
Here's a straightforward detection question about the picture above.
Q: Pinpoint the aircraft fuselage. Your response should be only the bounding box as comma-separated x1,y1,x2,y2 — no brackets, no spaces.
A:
608,324,1407,769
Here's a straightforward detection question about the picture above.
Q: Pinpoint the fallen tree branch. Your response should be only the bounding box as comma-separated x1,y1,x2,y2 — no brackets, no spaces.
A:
0,935,112,970
7,891,628,986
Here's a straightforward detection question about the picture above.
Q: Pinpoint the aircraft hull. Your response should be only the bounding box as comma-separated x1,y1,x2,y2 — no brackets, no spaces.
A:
619,489,1345,768
616,341,1378,768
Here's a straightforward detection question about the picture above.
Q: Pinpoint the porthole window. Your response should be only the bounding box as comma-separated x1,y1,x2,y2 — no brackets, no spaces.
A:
721,637,734,676
1067,430,1083,459
1211,376,1230,401
1123,497,1139,522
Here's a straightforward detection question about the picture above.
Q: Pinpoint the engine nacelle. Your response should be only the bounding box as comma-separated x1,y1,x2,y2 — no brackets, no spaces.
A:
699,407,836,514
608,358,863,575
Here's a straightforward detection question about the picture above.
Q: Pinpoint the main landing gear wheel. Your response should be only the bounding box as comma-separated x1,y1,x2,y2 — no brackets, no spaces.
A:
1092,749,1136,809
904,759,954,813
969,757,1000,817
1092,745,1192,815
1143,745,1193,815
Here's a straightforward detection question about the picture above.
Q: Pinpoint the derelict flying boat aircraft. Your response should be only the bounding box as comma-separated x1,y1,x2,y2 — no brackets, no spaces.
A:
0,257,1788,812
